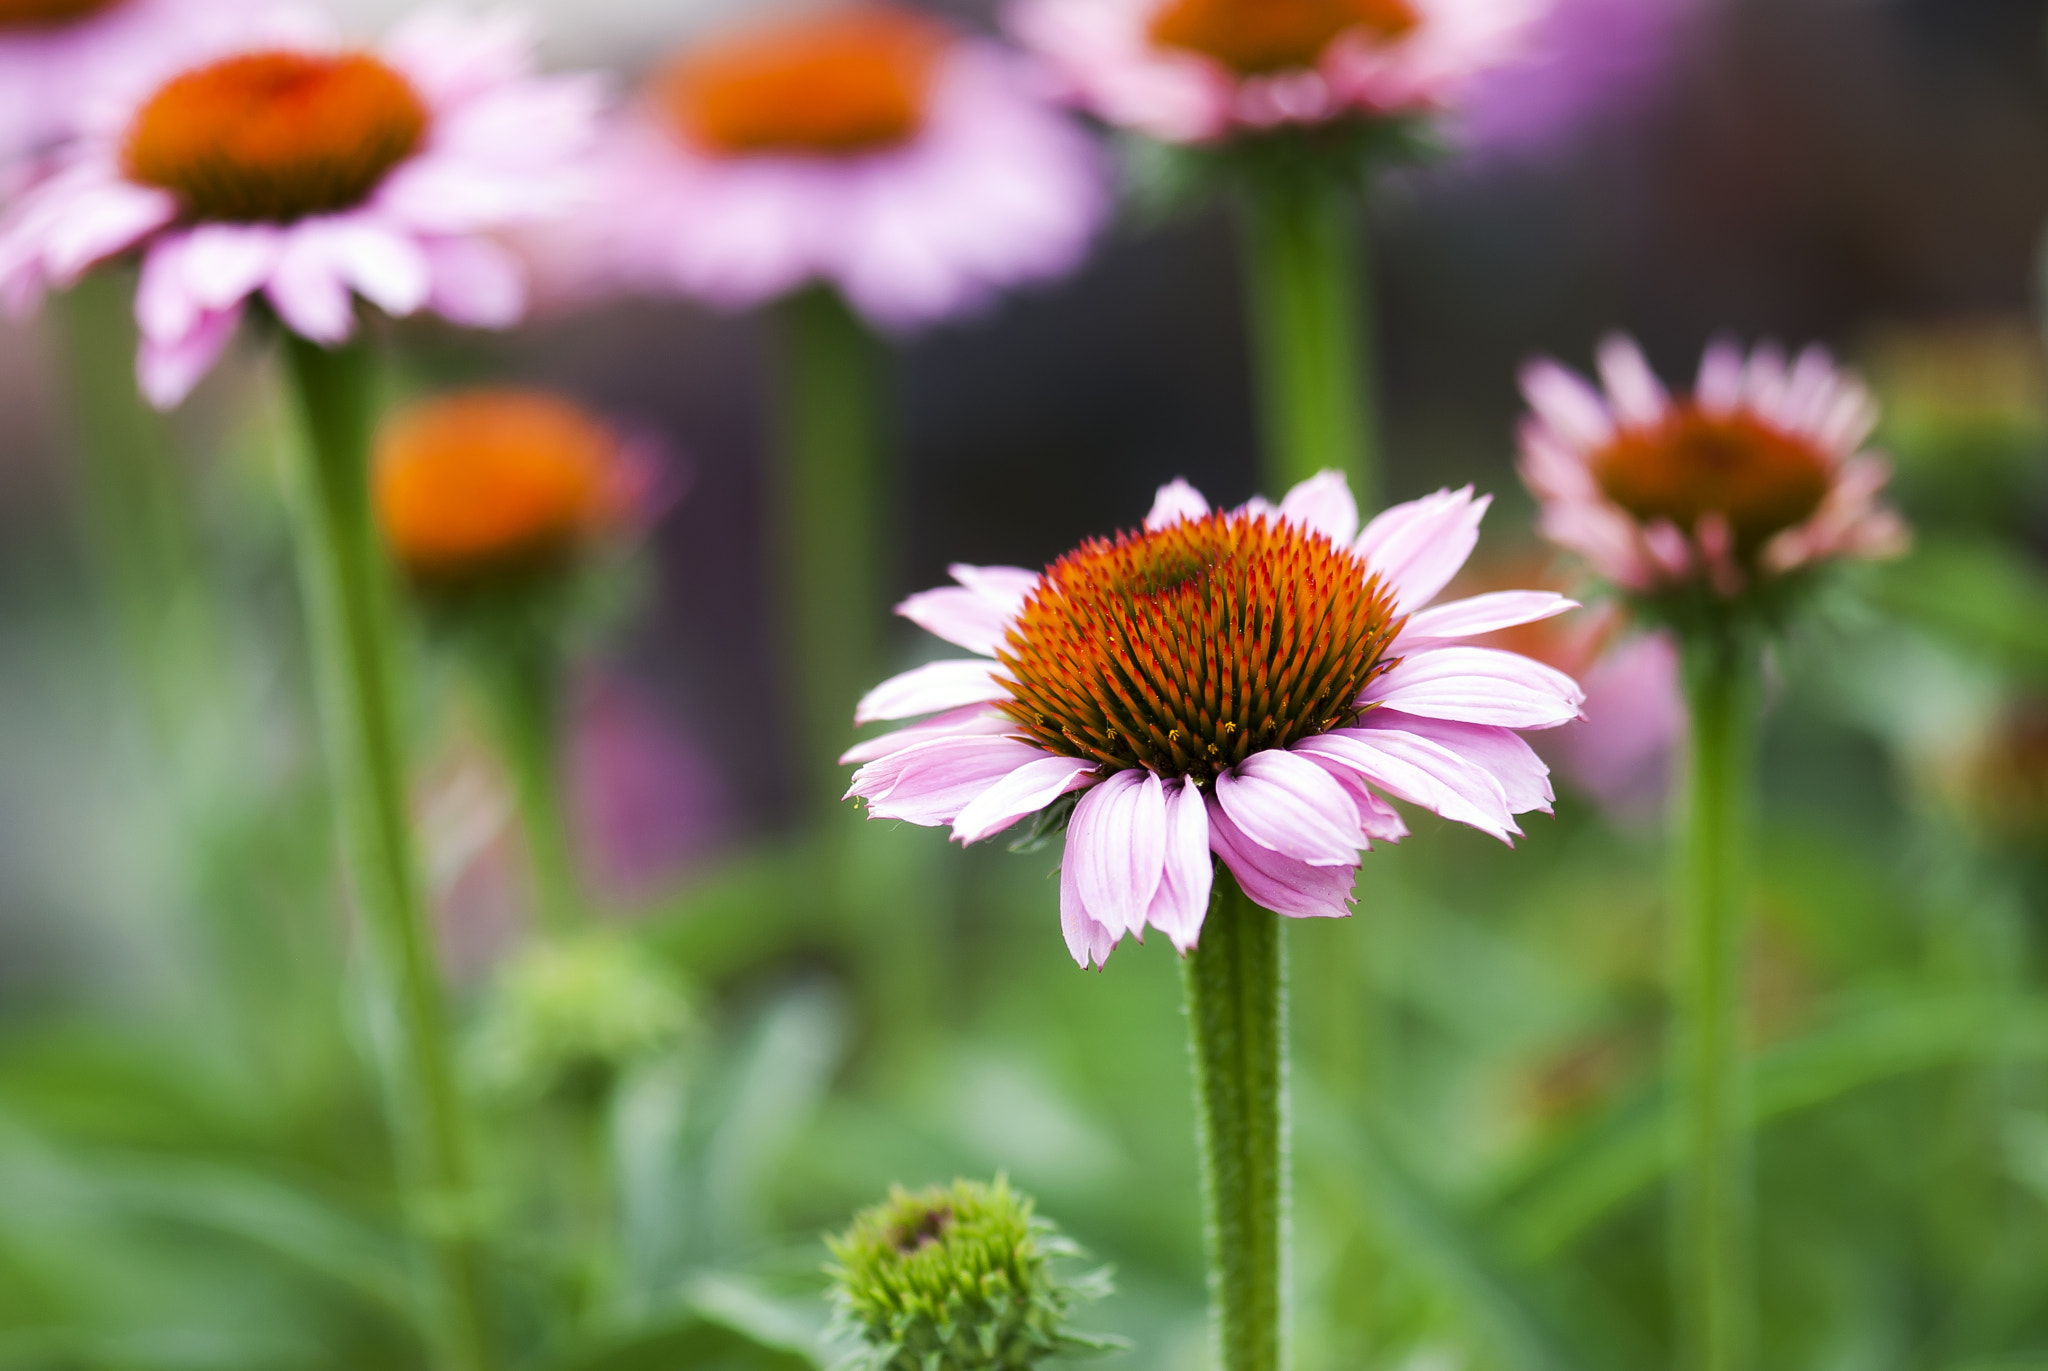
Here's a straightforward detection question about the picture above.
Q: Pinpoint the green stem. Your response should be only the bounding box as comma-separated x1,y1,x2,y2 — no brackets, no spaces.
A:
281,335,496,1371
1671,629,1761,1371
1238,168,1377,506
773,287,887,810
1185,866,1288,1371
480,639,582,934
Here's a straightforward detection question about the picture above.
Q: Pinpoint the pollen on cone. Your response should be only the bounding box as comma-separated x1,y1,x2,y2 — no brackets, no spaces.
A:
654,3,948,156
373,391,633,583
122,51,427,223
1148,0,1419,74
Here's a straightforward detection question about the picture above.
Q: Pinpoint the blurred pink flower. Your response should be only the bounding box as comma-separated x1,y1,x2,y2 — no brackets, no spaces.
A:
570,671,731,902
0,0,299,178
1008,0,1549,145
0,10,601,407
844,472,1585,969
1549,630,1681,820
1518,333,1909,597
588,3,1110,330
1456,0,1700,160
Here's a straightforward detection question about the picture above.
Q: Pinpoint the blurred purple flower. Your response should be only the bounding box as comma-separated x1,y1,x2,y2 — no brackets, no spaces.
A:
1547,630,1682,824
1455,0,1700,160
570,671,731,902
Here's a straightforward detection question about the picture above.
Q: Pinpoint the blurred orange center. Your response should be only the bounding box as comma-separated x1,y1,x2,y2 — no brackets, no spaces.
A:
374,392,625,578
0,0,122,28
1148,0,1419,75
997,511,1402,780
656,5,947,156
123,51,427,223
1592,406,1834,553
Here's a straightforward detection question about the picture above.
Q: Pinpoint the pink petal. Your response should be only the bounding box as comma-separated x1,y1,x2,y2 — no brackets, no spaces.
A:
1295,728,1517,843
423,235,526,328
855,659,1009,724
1214,749,1366,866
949,563,1041,603
1695,336,1745,415
1518,358,1615,451
1059,846,1118,969
1397,590,1578,647
1595,333,1667,427
1067,768,1166,940
950,754,1097,844
136,304,241,410
1275,469,1358,546
1363,646,1584,730
838,705,1016,766
1145,477,1211,530
1353,486,1491,613
1144,777,1213,951
896,564,1038,655
1360,710,1554,815
1206,795,1356,920
849,735,1047,826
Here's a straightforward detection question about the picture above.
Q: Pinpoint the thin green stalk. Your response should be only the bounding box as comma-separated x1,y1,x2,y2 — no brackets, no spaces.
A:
1185,866,1288,1371
480,639,582,934
1671,630,1761,1371
773,287,887,810
281,334,496,1371
1238,168,1377,506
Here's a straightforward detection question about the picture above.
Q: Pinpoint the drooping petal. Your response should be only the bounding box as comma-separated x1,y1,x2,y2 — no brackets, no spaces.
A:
1144,777,1213,951
855,659,1009,724
1059,845,1118,969
848,735,1047,826
136,304,242,410
1358,710,1554,815
1362,646,1584,730
1206,795,1356,921
950,755,1097,844
839,705,1015,766
1214,749,1366,867
1066,768,1167,941
1353,486,1491,613
1397,590,1578,647
1295,729,1518,844
1275,469,1358,546
1145,477,1212,530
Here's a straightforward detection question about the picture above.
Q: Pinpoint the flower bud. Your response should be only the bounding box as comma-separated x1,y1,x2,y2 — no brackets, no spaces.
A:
826,1177,1120,1370
470,931,689,1106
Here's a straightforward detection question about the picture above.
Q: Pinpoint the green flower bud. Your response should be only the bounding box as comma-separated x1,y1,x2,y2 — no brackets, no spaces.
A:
470,931,689,1106
826,1177,1122,1371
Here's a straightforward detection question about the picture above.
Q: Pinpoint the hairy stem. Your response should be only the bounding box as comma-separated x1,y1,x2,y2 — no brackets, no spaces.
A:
1672,629,1761,1371
1238,168,1377,507
282,335,496,1371
1185,866,1288,1371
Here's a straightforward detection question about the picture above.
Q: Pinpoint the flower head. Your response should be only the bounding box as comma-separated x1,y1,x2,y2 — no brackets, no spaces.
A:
0,10,602,406
587,1,1108,330
1008,0,1549,145
827,1177,1116,1371
843,472,1584,968
1517,334,1910,605
374,388,653,587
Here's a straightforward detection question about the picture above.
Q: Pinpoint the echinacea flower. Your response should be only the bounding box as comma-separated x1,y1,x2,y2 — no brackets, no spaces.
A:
593,1,1109,329
843,472,1585,968
1518,334,1910,601
1008,0,1550,146
374,388,654,587
0,0,295,180
0,10,601,406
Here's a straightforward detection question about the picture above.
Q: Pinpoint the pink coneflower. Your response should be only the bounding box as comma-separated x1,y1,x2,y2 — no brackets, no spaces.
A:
1517,334,1910,599
0,10,601,406
594,2,1109,329
843,472,1585,968
1008,0,1549,145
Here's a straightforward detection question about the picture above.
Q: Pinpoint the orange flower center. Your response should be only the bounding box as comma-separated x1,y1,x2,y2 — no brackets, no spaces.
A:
374,391,626,581
1148,0,1419,75
1592,405,1835,555
997,511,1402,780
0,0,122,29
655,4,947,157
123,51,427,224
